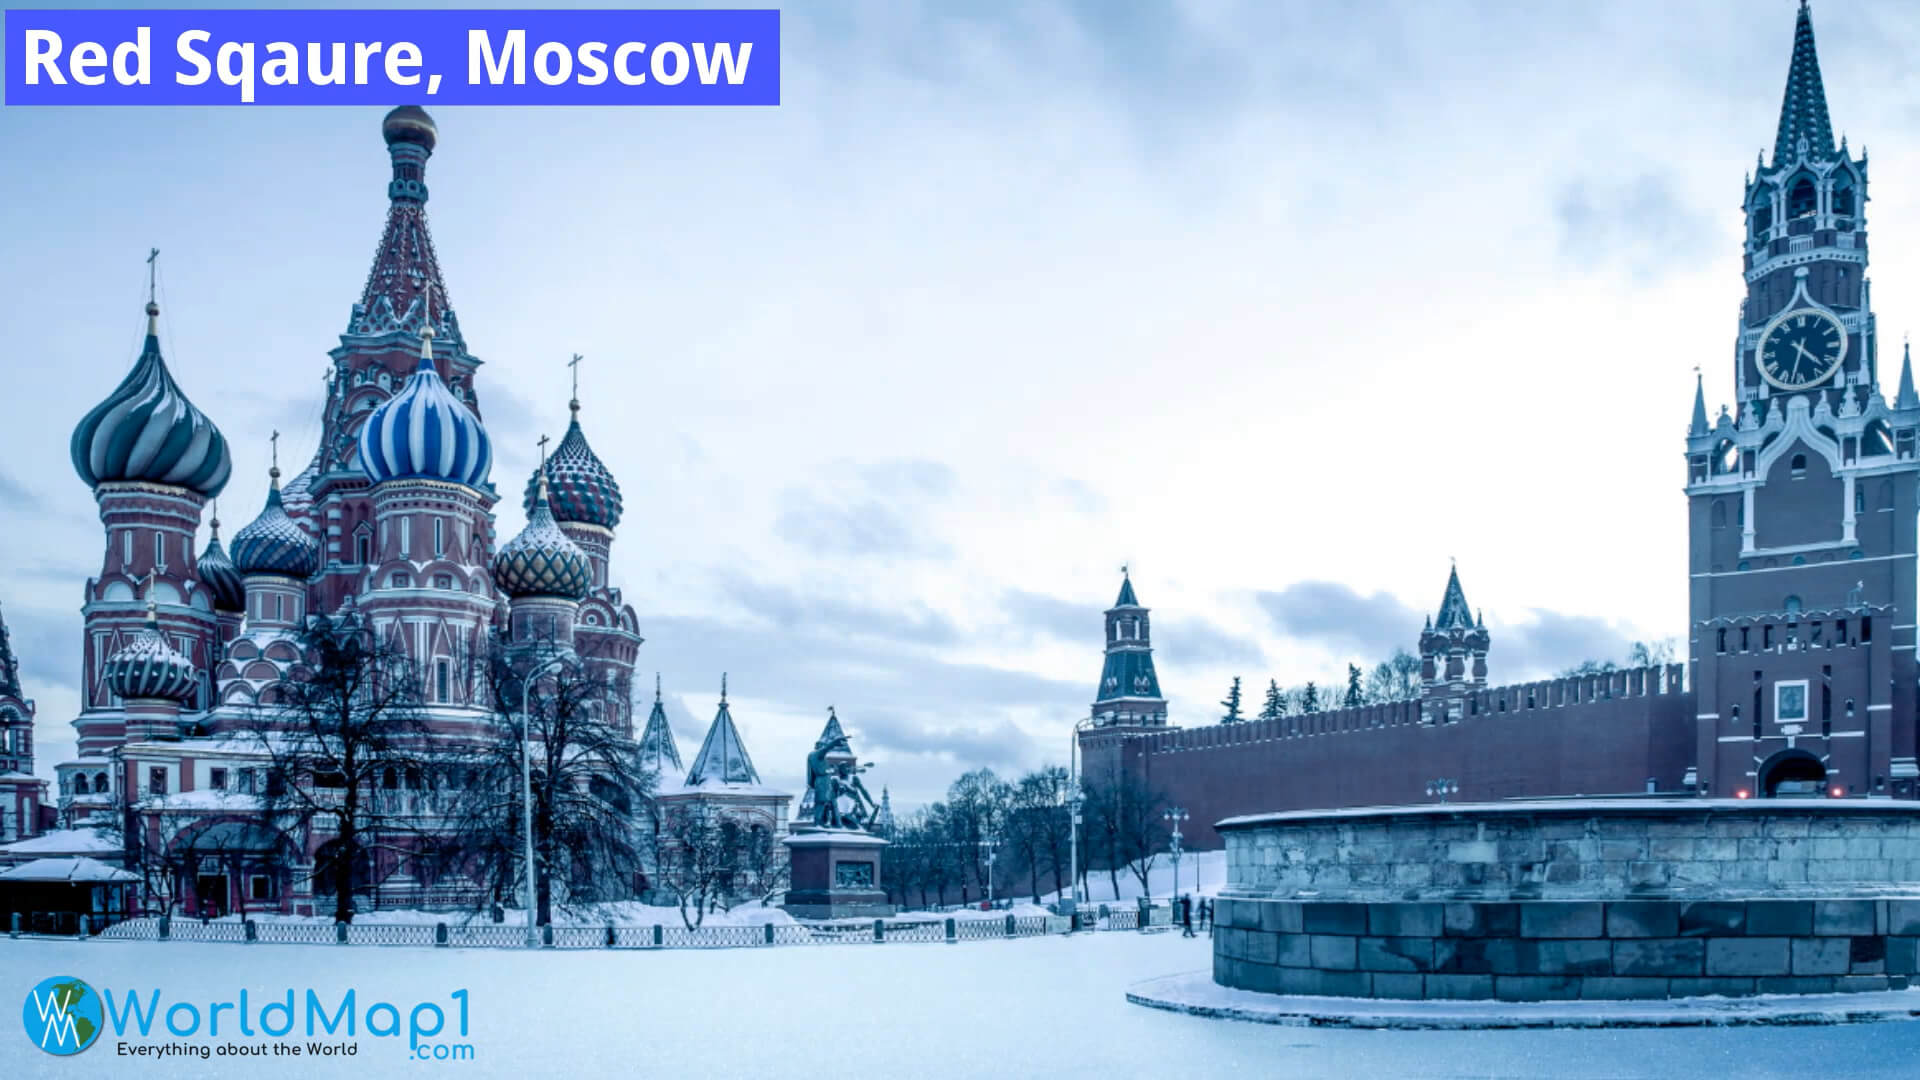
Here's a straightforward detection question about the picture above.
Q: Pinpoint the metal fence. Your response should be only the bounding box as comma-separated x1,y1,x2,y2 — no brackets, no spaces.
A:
7,902,1176,951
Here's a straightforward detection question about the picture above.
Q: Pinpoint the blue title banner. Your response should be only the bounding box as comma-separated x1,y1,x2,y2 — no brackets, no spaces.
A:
5,9,779,104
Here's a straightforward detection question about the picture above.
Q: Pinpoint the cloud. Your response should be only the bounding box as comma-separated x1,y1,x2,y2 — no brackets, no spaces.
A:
772,457,959,560
1256,581,1423,660
1254,580,1642,681
0,468,45,513
1153,617,1266,670
998,588,1094,643
1553,171,1716,281
721,577,959,648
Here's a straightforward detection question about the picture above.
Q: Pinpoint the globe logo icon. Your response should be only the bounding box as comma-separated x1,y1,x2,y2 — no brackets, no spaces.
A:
22,976,102,1055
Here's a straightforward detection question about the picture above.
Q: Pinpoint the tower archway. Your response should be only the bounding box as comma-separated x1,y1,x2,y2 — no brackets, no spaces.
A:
1758,749,1828,798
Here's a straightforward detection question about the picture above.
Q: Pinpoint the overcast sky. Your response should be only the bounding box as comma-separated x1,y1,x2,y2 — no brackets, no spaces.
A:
6,0,1920,811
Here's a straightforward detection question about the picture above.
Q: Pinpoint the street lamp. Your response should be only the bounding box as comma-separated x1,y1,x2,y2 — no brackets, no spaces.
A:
1068,716,1091,904
517,653,569,947
1163,807,1188,901
1426,778,1459,803
980,837,1000,908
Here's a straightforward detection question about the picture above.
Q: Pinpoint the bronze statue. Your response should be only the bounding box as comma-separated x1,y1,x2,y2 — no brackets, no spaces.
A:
806,733,852,828
831,759,879,830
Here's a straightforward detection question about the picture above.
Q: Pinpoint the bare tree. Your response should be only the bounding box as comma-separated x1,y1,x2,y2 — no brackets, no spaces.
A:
1085,770,1168,897
450,635,655,926
656,801,731,929
1009,766,1071,901
240,612,436,924
944,768,1011,900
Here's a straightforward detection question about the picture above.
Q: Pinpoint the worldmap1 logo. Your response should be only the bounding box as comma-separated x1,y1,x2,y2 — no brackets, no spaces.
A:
23,975,103,1055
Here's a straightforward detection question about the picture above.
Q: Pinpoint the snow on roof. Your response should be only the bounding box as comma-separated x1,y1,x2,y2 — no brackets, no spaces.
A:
0,772,44,784
0,829,122,857
145,790,265,811
0,856,138,883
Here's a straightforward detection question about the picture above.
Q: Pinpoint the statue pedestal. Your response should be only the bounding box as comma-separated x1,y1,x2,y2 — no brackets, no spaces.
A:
782,828,893,920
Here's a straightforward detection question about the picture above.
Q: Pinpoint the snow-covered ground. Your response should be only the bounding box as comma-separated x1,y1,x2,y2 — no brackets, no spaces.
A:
7,932,1917,1078
1045,849,1228,904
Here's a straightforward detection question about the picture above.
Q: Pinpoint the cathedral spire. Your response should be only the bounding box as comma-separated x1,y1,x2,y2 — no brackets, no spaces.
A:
1899,340,1919,411
1690,369,1710,435
356,106,454,341
1773,0,1836,165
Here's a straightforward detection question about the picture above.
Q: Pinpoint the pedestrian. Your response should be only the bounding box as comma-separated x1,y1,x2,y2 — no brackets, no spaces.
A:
1180,893,1195,938
1198,897,1210,930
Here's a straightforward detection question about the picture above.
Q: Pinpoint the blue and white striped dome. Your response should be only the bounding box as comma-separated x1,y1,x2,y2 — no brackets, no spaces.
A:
195,511,245,612
494,472,592,600
71,302,231,497
230,470,321,579
357,324,491,489
105,604,199,704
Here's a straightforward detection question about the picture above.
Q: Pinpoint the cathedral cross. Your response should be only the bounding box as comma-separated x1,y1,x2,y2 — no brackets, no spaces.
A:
146,247,159,303
568,353,583,399
537,433,551,463
270,429,279,470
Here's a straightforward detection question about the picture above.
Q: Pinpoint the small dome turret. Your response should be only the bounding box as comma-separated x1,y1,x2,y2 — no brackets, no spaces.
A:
357,320,491,489
231,462,321,579
71,298,231,497
195,507,245,612
526,397,622,530
494,458,592,600
105,588,199,704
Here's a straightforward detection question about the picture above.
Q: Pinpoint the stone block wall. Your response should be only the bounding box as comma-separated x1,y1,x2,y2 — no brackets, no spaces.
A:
1219,801,1920,901
1211,897,1920,1000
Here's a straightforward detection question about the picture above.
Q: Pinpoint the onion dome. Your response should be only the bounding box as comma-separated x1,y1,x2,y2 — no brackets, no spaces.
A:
71,299,231,497
105,590,198,704
493,462,591,600
383,105,438,152
357,321,492,489
231,463,321,579
195,507,245,612
525,399,623,529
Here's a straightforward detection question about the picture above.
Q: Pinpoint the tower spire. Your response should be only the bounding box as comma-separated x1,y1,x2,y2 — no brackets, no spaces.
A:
1899,339,1919,411
1690,367,1710,435
568,353,583,415
1435,563,1474,630
1774,0,1836,164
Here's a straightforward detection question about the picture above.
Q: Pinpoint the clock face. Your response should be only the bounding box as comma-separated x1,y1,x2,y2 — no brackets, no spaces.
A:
1757,308,1846,390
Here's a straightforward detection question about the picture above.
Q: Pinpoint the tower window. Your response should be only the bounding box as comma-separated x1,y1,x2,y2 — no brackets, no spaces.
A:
1862,617,1873,642
1788,177,1816,219
1834,173,1856,218
1790,453,1807,476
1784,595,1802,616
435,660,451,703
433,518,445,557
1716,628,1727,653
356,533,371,565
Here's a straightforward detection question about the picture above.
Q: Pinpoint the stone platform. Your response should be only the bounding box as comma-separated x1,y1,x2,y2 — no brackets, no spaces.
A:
782,828,893,920
1211,799,1920,1002
1130,971,1920,1029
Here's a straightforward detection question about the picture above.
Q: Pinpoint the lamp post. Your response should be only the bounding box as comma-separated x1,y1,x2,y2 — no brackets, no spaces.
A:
1426,778,1459,804
1068,716,1091,903
1163,807,1188,901
518,654,568,947
981,837,1000,907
